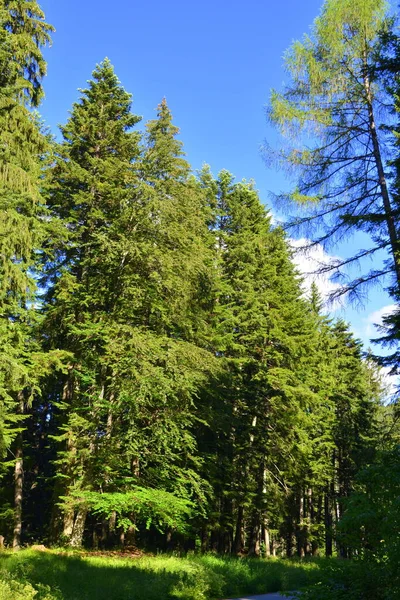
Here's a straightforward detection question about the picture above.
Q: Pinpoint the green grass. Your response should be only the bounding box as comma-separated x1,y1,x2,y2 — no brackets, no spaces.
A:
0,549,336,600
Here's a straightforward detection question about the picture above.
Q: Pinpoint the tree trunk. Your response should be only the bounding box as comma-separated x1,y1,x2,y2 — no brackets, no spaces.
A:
261,467,270,557
125,520,136,547
119,529,125,547
70,506,87,547
247,511,261,557
272,534,277,557
13,433,24,550
93,528,99,549
50,377,74,544
263,521,271,557
296,492,305,558
13,393,25,550
200,526,209,554
305,487,312,556
363,60,400,288
324,491,333,557
109,511,116,533
218,496,233,554
63,510,75,540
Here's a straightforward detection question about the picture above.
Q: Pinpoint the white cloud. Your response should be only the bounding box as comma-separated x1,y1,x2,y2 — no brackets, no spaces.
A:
364,304,397,339
290,238,344,308
379,365,398,400
289,240,399,399
362,305,399,401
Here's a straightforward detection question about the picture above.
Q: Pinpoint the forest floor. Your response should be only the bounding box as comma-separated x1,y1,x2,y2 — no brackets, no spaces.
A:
0,548,333,600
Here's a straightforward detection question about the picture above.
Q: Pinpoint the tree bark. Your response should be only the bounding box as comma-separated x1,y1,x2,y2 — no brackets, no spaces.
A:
13,435,24,550
272,534,277,557
233,505,244,554
324,490,333,557
50,377,74,543
312,494,323,556
200,526,209,554
363,57,400,288
70,506,87,547
13,393,25,550
63,509,75,540
263,521,271,557
247,511,261,557
286,514,294,558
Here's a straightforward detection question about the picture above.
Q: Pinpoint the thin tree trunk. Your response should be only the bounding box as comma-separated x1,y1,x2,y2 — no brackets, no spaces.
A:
313,494,323,556
218,496,233,554
363,58,400,287
13,393,24,550
119,530,125,547
286,513,294,558
305,487,312,556
263,521,271,557
247,512,261,557
109,511,116,534
61,426,78,544
93,528,99,549
233,505,244,554
272,534,277,557
201,526,209,554
324,490,333,557
125,518,136,547
262,467,271,557
50,377,74,543
13,441,23,549
297,492,305,558
13,437,23,549
248,458,264,557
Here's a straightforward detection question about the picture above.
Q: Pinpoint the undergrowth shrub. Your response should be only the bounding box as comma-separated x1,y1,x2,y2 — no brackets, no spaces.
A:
0,574,60,600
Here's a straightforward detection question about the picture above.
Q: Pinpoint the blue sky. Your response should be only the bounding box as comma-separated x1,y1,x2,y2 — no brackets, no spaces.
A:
38,0,395,363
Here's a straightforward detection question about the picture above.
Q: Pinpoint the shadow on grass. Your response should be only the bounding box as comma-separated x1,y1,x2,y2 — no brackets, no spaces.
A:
0,550,331,600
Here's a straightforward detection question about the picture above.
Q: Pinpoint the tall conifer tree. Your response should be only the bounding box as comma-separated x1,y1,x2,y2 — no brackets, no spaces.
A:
197,170,319,555
43,70,215,546
0,0,55,549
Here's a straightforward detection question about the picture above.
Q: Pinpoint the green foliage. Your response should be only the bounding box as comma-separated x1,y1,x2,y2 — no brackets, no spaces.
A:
0,550,332,600
65,488,194,534
268,0,398,304
297,560,383,600
196,168,323,552
0,0,60,467
0,573,59,600
0,0,390,575
42,60,217,545
297,448,400,599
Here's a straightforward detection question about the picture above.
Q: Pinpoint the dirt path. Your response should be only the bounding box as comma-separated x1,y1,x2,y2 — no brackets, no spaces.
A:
225,593,296,600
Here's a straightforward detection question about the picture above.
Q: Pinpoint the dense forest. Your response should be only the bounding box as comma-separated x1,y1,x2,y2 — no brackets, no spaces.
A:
2,0,400,597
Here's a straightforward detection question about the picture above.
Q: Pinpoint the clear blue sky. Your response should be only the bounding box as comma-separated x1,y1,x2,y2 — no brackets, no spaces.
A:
38,0,394,362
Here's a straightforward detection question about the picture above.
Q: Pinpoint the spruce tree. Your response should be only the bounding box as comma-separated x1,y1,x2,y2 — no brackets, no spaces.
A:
0,0,53,457
42,59,143,545
0,0,56,549
197,169,319,556
294,289,382,558
43,69,216,546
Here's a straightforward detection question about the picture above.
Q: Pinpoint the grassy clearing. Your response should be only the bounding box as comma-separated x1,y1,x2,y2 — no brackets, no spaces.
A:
0,549,335,600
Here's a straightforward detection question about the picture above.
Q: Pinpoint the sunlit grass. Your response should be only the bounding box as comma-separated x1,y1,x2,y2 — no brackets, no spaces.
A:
0,549,338,600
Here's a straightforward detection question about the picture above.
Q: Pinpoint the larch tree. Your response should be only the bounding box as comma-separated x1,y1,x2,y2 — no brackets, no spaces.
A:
267,0,399,302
